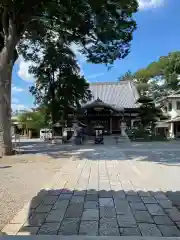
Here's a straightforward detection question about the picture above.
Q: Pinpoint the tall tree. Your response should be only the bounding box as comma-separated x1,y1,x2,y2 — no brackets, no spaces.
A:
29,41,91,125
137,96,163,132
134,51,180,98
16,110,46,138
0,0,138,155
118,70,134,81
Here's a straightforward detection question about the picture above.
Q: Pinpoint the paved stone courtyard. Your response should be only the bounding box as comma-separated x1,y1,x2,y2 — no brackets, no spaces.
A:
2,141,180,236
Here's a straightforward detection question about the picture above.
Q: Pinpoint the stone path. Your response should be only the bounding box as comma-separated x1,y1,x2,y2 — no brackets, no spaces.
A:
2,145,180,236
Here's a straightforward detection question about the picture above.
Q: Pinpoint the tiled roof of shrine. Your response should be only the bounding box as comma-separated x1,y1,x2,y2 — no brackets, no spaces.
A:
86,81,139,109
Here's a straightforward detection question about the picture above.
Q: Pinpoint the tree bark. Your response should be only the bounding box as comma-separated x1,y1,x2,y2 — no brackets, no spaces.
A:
0,34,18,155
0,61,12,155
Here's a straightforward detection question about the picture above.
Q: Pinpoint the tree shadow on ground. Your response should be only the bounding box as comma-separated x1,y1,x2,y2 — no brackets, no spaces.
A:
125,151,180,166
7,188,180,236
15,141,129,160
14,140,180,165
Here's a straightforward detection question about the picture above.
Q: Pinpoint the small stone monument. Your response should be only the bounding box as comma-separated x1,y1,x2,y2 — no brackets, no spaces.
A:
120,121,127,136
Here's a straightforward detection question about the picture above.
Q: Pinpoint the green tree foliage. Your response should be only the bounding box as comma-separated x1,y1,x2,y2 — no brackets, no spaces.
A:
163,52,180,90
29,41,92,125
137,96,163,131
16,110,46,137
0,0,138,154
118,70,134,81
134,52,180,98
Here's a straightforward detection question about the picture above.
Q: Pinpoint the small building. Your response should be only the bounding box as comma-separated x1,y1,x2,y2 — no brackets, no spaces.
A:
76,81,140,136
156,90,180,138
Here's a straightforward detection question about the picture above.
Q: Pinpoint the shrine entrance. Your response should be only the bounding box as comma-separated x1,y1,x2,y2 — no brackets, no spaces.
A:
78,98,123,136
88,118,110,135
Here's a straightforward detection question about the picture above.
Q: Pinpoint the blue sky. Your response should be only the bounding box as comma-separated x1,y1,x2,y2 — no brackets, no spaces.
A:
12,0,180,111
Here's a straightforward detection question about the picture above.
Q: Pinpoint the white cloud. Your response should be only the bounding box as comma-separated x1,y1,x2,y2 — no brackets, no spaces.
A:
12,85,24,93
138,0,164,9
17,56,34,82
87,73,104,79
11,104,28,111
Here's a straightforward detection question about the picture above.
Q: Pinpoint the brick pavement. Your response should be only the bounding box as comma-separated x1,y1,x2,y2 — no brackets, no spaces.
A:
2,146,180,236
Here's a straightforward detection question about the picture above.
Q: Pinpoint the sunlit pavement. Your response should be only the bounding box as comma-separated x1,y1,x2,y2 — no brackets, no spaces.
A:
1,141,180,236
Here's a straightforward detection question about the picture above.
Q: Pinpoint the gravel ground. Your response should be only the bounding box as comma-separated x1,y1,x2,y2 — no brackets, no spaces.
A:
0,154,69,230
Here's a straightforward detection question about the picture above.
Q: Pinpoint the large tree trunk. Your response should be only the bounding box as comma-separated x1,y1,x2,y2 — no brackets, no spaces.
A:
0,36,18,155
0,61,13,155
